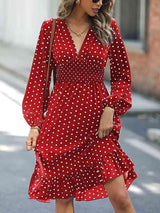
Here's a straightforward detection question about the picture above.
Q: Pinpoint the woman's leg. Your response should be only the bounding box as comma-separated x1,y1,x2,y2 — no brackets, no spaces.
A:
56,196,74,213
104,174,136,213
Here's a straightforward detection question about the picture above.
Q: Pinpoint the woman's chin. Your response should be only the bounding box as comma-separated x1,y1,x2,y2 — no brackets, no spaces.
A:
88,12,97,17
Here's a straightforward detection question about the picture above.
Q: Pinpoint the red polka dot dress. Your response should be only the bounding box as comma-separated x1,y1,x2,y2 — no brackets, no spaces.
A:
22,17,138,203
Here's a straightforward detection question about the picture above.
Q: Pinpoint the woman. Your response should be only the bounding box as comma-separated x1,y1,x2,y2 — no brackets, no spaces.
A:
22,0,138,212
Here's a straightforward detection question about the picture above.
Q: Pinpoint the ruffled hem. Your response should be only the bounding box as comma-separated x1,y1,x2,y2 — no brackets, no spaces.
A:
27,148,138,202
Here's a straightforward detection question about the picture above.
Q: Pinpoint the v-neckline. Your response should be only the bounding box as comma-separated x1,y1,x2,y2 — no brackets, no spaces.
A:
64,19,91,57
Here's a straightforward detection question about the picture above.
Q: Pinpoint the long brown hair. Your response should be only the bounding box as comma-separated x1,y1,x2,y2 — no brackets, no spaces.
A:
57,0,114,45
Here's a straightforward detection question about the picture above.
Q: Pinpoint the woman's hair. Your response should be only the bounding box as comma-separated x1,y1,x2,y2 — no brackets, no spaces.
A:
57,0,114,45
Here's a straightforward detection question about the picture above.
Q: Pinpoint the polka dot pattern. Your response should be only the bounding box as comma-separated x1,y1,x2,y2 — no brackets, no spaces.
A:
22,18,138,203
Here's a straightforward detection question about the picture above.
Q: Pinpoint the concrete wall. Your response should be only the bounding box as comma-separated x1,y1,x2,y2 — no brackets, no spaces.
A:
0,0,59,49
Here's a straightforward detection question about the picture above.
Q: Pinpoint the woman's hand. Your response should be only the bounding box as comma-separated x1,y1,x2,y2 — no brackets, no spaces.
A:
26,128,39,151
95,106,114,139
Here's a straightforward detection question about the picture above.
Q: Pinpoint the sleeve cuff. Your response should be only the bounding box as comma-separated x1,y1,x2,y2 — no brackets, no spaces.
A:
102,94,132,116
24,113,43,129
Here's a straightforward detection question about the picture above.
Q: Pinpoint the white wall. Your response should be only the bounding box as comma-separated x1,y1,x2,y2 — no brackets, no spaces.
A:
0,0,59,49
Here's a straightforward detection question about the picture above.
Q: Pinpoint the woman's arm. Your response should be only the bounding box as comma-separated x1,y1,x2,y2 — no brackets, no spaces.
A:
102,18,132,117
22,19,53,129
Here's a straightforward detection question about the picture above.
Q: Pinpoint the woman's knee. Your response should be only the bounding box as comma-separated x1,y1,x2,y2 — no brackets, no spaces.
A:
110,190,132,210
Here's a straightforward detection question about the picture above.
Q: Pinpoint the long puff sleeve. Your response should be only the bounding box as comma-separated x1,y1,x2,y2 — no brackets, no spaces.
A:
22,19,53,129
102,18,132,116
